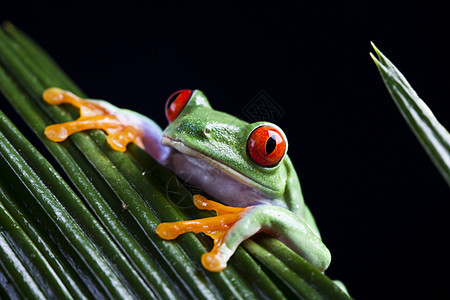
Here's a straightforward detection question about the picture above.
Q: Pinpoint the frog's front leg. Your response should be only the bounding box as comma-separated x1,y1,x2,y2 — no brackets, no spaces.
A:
156,195,331,272
224,205,331,272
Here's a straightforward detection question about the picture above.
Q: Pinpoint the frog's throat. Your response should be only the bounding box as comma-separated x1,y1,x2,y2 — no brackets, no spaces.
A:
161,136,275,194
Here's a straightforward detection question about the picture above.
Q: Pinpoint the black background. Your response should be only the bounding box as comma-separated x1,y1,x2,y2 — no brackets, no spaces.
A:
2,1,450,299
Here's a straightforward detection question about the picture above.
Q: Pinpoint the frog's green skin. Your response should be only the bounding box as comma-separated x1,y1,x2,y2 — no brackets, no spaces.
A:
42,87,332,273
157,90,331,271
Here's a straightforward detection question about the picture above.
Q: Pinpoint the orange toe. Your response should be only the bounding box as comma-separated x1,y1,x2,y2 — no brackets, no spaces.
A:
44,124,69,141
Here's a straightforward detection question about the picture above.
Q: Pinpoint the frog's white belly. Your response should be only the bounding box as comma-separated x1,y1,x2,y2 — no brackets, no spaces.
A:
165,151,287,209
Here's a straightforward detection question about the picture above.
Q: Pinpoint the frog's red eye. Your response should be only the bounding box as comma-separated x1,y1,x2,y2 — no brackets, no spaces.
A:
247,126,286,166
165,89,192,122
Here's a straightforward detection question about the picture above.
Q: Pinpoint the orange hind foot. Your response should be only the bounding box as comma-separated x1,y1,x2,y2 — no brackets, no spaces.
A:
42,88,143,151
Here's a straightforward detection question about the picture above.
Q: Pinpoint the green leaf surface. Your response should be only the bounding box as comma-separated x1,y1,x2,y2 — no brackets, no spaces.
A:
370,43,450,187
0,22,351,299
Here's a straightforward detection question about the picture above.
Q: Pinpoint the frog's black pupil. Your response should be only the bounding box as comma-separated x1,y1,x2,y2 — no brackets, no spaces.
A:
168,92,181,107
266,134,277,155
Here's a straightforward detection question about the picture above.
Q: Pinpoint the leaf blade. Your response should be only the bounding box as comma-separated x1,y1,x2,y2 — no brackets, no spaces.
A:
370,43,450,186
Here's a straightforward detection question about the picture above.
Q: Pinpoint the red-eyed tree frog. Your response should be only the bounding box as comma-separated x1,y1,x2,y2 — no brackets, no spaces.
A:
42,88,331,273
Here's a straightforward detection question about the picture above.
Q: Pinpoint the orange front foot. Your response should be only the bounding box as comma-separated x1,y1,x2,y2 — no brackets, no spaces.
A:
42,87,143,152
156,195,253,272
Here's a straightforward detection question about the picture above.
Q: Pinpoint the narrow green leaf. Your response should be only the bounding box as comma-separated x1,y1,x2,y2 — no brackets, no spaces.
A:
370,43,450,186
0,188,73,299
0,163,90,299
247,235,350,299
0,109,160,298
2,21,83,96
0,231,46,299
0,111,136,299
244,239,321,299
0,262,21,299
0,149,107,298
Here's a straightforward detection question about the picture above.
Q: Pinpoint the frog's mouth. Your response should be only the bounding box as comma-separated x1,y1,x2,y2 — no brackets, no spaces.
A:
161,136,274,194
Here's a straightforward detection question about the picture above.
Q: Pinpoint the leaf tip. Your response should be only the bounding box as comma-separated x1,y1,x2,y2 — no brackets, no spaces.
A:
370,41,382,57
2,20,15,32
370,41,377,50
369,52,380,66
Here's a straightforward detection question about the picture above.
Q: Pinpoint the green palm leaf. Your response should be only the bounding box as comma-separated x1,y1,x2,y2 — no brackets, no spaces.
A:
371,43,450,187
0,22,350,299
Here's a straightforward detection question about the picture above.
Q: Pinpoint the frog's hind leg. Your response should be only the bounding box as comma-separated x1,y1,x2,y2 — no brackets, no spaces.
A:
42,87,142,152
156,195,253,272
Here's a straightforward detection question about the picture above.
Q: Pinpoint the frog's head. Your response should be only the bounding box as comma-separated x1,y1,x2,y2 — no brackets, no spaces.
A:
161,89,290,199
